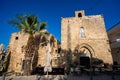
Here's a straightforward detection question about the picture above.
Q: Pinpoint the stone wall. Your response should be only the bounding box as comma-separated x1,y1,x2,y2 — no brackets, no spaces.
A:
7,31,61,73
61,10,113,66
8,32,29,72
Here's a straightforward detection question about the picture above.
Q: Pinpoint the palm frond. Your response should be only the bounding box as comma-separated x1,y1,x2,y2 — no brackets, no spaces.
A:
10,14,47,35
31,15,37,26
39,22,47,31
16,14,26,26
20,23,26,30
27,16,33,26
25,18,29,29
9,20,22,30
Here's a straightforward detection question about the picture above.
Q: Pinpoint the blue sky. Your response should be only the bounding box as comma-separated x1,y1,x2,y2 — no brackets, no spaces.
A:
0,0,120,49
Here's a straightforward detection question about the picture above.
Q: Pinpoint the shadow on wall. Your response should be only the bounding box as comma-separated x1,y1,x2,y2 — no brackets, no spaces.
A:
60,46,112,74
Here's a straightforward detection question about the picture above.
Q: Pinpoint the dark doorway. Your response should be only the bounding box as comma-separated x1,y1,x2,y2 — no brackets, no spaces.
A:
80,56,90,68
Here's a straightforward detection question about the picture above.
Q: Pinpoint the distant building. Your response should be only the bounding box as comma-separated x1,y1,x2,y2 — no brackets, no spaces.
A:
61,10,113,67
108,22,120,64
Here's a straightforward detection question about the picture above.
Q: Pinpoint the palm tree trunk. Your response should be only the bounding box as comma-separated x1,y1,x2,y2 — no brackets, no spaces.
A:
23,35,35,75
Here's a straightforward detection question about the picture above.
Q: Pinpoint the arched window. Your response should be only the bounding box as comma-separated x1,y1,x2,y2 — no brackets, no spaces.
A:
80,27,85,38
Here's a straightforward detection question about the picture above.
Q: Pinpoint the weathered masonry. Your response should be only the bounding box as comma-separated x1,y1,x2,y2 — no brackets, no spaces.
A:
7,31,62,73
61,10,113,67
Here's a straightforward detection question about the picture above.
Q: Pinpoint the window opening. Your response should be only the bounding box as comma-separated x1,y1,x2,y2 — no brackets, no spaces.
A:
78,13,82,17
80,27,85,38
15,37,19,40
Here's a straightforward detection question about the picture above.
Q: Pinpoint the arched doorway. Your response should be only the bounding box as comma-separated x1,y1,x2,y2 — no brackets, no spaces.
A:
75,43,95,68
79,47,91,68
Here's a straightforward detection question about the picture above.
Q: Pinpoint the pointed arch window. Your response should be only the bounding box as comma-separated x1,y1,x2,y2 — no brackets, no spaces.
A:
80,27,85,38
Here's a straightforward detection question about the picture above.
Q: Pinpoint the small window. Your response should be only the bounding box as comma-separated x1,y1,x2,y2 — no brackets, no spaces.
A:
15,37,18,40
78,13,82,17
80,27,85,38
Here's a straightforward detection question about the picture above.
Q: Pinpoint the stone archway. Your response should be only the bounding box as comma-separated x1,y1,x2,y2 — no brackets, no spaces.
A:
78,43,95,58
74,43,95,68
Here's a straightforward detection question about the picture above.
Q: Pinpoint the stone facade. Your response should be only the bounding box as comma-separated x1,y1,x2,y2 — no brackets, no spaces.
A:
61,10,113,67
7,31,62,73
8,10,114,73
108,22,120,64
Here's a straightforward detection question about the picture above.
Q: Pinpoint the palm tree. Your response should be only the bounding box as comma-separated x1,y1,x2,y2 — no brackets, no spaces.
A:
10,14,47,34
10,14,47,75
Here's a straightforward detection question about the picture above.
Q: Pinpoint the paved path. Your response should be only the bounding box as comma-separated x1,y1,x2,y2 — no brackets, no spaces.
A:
0,74,120,80
67,74,120,80
0,75,67,80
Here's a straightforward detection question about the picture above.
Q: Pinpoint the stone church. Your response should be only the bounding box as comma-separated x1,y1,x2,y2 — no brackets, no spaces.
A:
7,10,113,73
61,10,113,67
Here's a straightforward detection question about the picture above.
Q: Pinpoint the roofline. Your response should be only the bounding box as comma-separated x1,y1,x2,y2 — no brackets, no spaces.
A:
107,21,120,32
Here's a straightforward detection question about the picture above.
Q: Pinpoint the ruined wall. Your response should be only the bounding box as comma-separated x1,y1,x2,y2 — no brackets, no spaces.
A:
61,10,113,65
8,31,61,72
8,32,29,72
